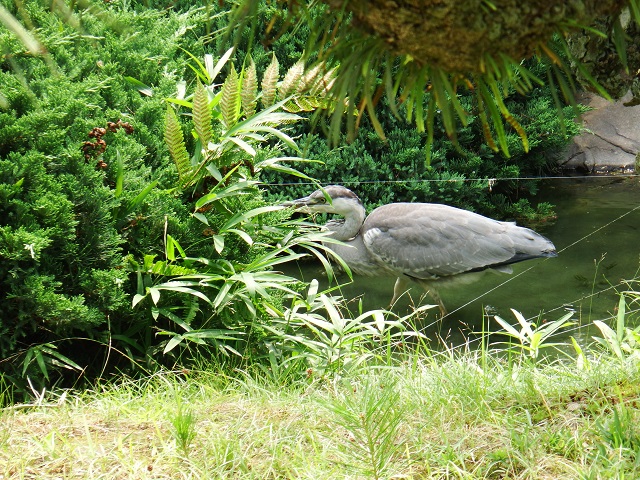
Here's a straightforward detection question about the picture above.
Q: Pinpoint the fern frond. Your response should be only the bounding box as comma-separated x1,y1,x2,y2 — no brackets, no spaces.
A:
261,53,279,108
241,56,258,118
193,80,213,149
311,66,337,96
220,64,240,130
299,64,323,93
283,96,330,113
278,59,305,99
164,106,192,180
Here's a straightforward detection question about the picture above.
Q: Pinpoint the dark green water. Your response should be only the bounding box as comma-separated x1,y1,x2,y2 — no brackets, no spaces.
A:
286,177,640,347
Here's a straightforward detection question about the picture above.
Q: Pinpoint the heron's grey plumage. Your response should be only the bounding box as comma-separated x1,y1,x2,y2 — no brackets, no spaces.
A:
284,185,557,313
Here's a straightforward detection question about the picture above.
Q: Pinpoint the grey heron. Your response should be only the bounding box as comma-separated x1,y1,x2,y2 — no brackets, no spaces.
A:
284,185,557,314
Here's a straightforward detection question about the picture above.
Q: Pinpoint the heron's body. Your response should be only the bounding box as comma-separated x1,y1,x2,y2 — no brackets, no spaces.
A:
284,186,557,313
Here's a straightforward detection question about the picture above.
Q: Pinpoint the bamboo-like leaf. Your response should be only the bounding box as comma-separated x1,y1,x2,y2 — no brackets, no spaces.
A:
164,106,192,180
124,76,153,96
221,205,282,232
475,89,498,152
241,56,258,118
156,284,213,305
227,136,256,156
279,59,304,99
193,80,213,149
210,47,235,83
488,79,528,152
220,65,240,130
478,79,509,156
39,344,82,371
261,53,279,108
616,294,626,344
124,180,158,217
180,47,210,83
213,234,224,254
163,335,184,354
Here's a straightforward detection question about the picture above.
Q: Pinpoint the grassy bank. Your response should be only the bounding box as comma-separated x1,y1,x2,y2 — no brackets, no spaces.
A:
2,343,639,479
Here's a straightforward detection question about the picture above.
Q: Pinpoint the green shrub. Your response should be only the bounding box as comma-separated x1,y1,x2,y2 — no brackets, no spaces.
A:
0,1,211,394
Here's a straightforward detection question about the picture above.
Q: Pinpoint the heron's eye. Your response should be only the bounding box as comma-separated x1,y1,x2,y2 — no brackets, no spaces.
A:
316,197,326,204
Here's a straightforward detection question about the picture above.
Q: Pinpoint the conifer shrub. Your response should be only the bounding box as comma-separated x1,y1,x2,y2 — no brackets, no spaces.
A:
0,1,208,393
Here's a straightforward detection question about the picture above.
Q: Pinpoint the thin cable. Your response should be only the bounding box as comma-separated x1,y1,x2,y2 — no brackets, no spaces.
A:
556,203,640,255
264,173,640,188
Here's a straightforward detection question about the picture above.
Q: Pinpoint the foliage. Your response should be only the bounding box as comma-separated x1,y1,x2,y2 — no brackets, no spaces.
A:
225,0,640,158
0,1,210,395
163,47,334,187
129,48,344,364
264,76,581,221
3,323,640,477
493,309,574,361
320,375,409,479
264,280,431,377
0,0,602,402
0,0,351,395
592,293,640,362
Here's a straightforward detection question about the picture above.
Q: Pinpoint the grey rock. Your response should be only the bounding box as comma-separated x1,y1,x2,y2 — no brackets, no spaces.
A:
561,91,640,174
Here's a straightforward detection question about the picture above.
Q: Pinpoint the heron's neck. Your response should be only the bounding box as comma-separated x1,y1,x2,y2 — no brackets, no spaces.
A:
327,204,366,241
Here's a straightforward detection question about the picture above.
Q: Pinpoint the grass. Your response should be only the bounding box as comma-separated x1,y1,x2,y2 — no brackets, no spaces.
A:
1,342,640,479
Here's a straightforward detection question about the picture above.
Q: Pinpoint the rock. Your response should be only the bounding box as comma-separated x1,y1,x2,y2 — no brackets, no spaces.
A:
560,91,640,174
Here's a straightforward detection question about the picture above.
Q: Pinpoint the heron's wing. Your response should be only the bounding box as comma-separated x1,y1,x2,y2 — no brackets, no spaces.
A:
362,203,555,279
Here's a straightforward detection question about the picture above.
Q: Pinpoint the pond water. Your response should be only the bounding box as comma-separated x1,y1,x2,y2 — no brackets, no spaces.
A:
285,176,640,348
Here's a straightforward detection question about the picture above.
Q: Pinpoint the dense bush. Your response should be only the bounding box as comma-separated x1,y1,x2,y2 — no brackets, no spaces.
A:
0,2,210,392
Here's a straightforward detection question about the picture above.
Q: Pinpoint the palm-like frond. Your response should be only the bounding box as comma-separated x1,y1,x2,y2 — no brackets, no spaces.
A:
261,53,279,108
241,56,258,118
164,106,192,180
193,80,213,149
226,0,640,161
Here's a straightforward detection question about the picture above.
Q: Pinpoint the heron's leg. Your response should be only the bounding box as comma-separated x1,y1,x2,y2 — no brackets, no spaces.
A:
412,278,447,316
427,287,447,317
390,276,411,307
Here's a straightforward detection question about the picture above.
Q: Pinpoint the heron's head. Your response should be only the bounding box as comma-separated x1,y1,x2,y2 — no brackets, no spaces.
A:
282,185,363,215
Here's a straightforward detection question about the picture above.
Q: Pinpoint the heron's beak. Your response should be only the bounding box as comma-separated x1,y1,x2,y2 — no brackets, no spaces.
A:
280,195,316,211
